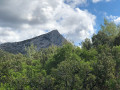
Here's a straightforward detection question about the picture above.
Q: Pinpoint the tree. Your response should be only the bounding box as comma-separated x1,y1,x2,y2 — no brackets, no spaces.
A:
25,43,37,59
92,19,120,48
114,32,120,46
45,43,76,74
112,46,120,89
82,38,92,50
92,31,112,47
94,51,116,89
52,59,96,90
101,18,118,37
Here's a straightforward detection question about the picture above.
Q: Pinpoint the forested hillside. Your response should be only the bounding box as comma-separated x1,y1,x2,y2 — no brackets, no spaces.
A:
0,19,120,90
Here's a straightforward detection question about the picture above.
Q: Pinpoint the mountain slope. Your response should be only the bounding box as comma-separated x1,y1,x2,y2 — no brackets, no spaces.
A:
0,30,66,54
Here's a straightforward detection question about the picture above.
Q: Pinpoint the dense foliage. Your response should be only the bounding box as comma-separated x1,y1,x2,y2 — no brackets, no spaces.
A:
0,19,120,90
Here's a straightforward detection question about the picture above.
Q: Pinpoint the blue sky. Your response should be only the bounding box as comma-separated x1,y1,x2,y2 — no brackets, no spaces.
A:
0,0,120,45
79,0,120,32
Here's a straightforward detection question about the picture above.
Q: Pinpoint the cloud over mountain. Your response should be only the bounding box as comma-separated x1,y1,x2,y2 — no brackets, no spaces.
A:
0,0,96,44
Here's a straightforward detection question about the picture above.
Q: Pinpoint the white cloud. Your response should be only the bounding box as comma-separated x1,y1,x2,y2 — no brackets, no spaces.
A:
0,0,96,44
107,15,120,24
92,0,102,3
92,0,111,3
64,0,87,7
114,17,120,24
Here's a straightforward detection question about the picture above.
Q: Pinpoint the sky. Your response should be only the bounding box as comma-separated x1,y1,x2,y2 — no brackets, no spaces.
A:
0,0,120,45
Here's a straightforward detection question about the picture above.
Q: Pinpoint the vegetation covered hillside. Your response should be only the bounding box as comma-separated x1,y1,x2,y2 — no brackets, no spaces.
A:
0,19,120,90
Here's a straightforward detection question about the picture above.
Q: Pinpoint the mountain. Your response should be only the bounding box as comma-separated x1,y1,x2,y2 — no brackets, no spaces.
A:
0,30,66,54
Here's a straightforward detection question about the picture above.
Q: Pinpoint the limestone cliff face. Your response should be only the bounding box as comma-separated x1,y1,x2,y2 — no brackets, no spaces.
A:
0,30,66,54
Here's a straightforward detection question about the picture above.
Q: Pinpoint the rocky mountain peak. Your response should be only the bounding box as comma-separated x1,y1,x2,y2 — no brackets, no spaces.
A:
0,30,66,54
